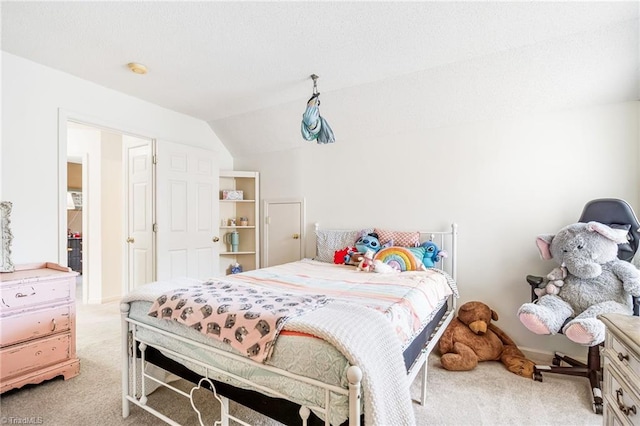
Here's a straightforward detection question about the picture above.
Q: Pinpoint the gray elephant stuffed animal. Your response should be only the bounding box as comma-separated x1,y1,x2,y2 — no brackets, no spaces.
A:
518,221,640,346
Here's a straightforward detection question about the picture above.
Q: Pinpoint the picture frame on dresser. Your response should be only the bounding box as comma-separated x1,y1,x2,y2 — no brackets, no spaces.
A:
1,201,14,273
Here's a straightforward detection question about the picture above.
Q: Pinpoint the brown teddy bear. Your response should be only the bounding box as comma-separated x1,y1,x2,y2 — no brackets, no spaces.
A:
438,301,535,379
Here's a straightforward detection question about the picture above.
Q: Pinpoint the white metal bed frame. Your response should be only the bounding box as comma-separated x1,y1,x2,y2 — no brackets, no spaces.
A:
121,223,458,425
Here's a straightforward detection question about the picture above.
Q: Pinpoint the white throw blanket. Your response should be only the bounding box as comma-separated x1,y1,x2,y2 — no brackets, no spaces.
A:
122,279,416,425
287,301,415,426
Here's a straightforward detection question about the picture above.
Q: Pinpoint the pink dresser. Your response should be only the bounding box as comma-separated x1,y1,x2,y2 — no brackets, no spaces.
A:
1,262,80,393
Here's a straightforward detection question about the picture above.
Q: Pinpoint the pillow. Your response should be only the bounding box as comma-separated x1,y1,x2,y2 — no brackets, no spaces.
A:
374,228,420,247
374,247,424,271
315,228,373,263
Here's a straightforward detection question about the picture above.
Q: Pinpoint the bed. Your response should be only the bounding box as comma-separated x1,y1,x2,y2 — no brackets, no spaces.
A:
121,224,459,425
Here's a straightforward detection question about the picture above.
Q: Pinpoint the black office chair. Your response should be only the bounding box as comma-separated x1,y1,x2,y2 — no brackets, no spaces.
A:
525,198,640,415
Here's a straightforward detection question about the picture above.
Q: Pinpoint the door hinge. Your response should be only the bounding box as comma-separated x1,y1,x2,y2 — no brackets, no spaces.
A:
152,155,157,165
153,223,158,232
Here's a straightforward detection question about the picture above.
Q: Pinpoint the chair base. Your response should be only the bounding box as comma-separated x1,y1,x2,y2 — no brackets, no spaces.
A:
533,348,603,415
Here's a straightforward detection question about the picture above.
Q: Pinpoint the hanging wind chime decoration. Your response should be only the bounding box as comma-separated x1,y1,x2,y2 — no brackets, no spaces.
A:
301,74,335,144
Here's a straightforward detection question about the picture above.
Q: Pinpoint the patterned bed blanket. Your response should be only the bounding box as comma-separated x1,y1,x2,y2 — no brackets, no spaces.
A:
147,280,328,362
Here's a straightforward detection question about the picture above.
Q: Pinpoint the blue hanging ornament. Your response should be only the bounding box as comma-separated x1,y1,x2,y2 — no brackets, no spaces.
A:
301,74,335,144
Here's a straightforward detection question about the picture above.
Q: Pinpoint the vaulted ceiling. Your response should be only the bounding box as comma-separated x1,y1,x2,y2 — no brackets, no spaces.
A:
3,1,638,155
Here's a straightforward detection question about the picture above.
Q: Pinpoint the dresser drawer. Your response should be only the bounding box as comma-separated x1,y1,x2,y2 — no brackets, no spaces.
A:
610,337,640,392
604,364,640,426
605,330,640,398
604,404,630,426
0,277,73,313
0,333,71,379
1,304,72,347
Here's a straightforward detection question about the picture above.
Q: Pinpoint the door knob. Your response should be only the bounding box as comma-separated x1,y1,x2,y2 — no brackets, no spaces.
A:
212,236,220,242
126,237,135,243
293,234,299,239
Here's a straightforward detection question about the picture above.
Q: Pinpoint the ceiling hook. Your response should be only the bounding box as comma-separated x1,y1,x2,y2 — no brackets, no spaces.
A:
310,74,319,95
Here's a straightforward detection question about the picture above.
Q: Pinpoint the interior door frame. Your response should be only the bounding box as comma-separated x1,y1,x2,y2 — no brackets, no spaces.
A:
57,108,155,301
262,198,306,267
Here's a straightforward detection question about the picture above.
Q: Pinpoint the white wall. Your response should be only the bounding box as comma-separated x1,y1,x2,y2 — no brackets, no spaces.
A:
236,100,639,359
227,17,640,360
1,52,233,269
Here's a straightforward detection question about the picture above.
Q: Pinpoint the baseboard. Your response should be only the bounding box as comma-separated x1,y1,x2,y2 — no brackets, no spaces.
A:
100,295,121,304
86,295,120,304
519,346,588,365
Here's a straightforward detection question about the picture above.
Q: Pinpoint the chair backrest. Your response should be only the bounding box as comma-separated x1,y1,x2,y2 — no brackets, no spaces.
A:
578,198,640,262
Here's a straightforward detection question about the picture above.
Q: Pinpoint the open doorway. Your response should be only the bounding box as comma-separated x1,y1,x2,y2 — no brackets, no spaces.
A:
65,159,83,299
65,121,130,304
66,121,122,303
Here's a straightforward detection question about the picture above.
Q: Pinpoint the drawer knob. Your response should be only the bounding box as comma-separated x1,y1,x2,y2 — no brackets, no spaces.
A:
51,319,57,332
617,352,630,362
616,388,637,416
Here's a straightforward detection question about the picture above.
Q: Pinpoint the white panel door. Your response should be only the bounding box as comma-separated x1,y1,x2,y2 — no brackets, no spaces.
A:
156,140,219,280
263,199,305,267
124,137,154,291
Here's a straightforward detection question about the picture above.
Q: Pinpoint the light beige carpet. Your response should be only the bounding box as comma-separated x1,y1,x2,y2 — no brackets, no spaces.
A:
0,299,602,426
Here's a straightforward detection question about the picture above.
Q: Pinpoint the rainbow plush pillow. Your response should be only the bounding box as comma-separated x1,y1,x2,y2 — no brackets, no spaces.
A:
374,247,424,272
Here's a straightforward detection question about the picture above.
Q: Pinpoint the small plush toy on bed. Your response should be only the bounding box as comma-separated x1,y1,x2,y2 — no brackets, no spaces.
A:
333,246,360,266
357,250,376,272
333,232,388,267
355,232,387,254
420,241,448,268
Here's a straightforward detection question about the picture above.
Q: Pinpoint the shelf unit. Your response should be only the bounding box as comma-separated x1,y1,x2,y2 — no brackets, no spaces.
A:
219,171,260,275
